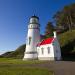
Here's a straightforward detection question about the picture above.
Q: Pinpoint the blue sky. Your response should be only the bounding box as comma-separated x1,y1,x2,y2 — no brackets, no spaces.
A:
0,0,75,54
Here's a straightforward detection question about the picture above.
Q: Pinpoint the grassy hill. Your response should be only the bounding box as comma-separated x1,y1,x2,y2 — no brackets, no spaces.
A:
59,30,75,48
58,30,75,60
1,44,26,59
1,30,75,60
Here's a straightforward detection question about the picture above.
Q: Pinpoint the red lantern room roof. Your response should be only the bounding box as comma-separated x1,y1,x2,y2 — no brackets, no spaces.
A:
37,37,54,46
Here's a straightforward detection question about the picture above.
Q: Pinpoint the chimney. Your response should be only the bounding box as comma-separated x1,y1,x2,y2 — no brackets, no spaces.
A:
53,31,57,38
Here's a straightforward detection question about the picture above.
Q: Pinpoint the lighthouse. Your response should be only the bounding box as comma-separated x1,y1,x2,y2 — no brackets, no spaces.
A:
23,15,40,60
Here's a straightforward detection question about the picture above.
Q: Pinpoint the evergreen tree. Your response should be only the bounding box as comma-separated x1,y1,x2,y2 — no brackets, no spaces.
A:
53,3,75,31
45,22,55,38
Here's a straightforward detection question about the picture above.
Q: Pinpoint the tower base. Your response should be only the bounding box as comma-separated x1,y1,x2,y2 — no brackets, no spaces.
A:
23,52,38,60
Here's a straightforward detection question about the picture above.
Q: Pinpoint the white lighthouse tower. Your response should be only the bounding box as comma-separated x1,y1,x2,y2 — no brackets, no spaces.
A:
23,15,40,60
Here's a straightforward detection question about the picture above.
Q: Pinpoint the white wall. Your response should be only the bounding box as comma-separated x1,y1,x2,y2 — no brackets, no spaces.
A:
53,38,61,60
37,44,55,60
26,27,40,52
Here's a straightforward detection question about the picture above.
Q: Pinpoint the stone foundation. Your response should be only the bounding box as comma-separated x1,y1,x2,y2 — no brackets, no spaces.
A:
23,58,38,60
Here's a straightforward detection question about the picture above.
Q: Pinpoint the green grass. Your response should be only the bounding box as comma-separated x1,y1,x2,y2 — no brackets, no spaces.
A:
0,58,47,64
0,67,53,75
0,58,53,75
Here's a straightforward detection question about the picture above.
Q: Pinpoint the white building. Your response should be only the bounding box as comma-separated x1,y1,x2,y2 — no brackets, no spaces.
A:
37,32,61,60
23,16,61,60
23,16,40,60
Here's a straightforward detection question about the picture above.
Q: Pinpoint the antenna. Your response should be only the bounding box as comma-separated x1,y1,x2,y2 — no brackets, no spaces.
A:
33,9,38,16
32,10,39,19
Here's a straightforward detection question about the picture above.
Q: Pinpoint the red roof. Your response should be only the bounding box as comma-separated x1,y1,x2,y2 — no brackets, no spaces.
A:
37,37,54,46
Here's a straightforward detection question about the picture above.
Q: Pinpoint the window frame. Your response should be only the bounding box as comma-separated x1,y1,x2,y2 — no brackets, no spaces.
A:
41,48,44,55
29,37,31,45
47,47,50,54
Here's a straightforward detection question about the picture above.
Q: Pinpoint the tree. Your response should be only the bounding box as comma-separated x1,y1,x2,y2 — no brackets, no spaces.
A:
45,22,55,38
53,3,75,31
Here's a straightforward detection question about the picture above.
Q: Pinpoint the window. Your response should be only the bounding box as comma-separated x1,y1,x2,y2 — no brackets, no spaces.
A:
29,37,31,45
47,47,50,54
37,49,39,55
41,48,44,54
56,50,58,53
31,25,32,28
31,18,37,24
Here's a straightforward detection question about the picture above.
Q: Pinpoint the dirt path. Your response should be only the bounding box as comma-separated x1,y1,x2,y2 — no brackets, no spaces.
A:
24,61,75,75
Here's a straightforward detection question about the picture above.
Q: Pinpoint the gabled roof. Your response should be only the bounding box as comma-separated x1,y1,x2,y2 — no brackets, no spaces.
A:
37,37,54,46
